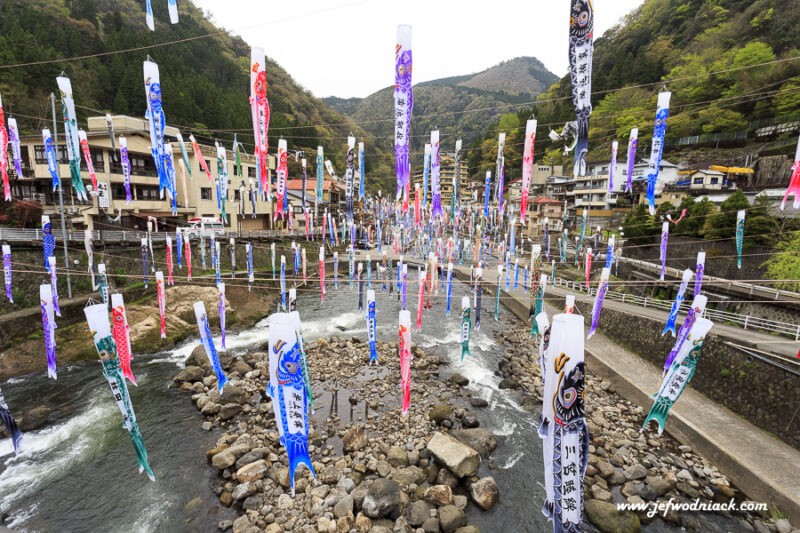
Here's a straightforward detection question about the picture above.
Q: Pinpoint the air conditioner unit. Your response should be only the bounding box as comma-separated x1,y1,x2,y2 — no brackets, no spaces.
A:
66,206,78,215
32,193,43,203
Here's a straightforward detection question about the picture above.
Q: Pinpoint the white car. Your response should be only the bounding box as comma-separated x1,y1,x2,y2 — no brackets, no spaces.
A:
182,217,226,239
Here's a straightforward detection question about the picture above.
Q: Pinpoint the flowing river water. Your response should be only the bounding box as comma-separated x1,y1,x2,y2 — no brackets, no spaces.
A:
0,277,741,532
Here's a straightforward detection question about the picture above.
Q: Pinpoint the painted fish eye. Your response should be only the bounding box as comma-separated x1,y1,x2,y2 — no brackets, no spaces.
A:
562,388,577,408
578,11,590,26
285,362,298,374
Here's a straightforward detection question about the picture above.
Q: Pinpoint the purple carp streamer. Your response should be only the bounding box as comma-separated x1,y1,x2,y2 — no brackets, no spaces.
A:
42,216,56,272
659,222,669,281
431,130,442,219
663,295,707,372
84,303,155,480
56,75,89,202
119,135,133,203
568,0,594,177
645,92,671,214
345,136,356,221
0,385,22,453
694,251,705,297
625,128,638,193
366,290,378,364
8,116,23,180
662,269,693,337
587,267,610,339
40,284,57,379
218,282,227,350
394,25,413,200
3,244,12,303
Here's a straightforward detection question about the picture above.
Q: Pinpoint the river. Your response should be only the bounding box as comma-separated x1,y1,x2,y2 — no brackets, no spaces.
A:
0,276,744,532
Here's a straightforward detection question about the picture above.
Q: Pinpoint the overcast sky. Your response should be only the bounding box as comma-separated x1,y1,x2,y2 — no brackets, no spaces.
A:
193,0,645,99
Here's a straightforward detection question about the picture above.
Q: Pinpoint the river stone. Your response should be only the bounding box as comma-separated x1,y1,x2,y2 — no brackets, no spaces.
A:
173,365,205,383
461,412,480,428
231,482,256,501
407,501,433,527
19,405,52,431
212,450,237,470
354,513,371,532
438,505,467,532
645,476,673,497
220,385,248,405
427,433,480,478
428,404,454,425
424,485,453,507
219,403,243,420
454,527,480,533
236,459,268,482
361,479,402,518
449,373,469,386
231,514,250,533
421,518,440,533
469,398,489,408
201,402,221,416
343,425,369,452
334,494,354,520
392,466,425,485
450,429,497,457
623,464,648,481
436,467,459,488
774,518,792,533
585,499,641,533
469,476,499,510
387,446,409,467
320,465,343,485
230,358,252,375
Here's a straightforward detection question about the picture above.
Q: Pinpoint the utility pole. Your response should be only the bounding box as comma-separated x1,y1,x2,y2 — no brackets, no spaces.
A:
50,92,72,299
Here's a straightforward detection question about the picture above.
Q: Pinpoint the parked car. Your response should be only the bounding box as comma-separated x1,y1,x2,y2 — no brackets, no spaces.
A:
182,217,225,239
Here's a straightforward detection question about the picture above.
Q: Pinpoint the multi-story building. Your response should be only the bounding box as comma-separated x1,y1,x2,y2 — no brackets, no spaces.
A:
13,115,286,232
410,153,470,210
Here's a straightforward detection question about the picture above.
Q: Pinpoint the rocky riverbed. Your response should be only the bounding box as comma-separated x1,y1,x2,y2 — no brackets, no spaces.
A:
494,323,798,533
176,334,502,533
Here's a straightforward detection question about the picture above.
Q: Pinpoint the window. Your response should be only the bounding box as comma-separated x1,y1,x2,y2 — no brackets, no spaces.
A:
113,184,128,200
247,166,256,178
693,178,704,184
137,185,160,200
710,177,719,185
202,159,211,173
201,187,212,200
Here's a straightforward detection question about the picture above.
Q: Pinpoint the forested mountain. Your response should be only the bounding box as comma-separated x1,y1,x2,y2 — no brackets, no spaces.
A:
0,0,378,183
323,57,557,164
467,0,800,180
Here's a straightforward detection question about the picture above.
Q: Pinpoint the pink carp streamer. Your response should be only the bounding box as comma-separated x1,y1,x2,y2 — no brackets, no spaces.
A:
520,119,536,225
781,132,800,210
184,236,192,281
78,130,98,194
156,272,166,339
398,310,412,414
112,293,137,385
416,269,425,331
319,247,326,303
0,95,11,201
165,235,174,285
584,247,592,288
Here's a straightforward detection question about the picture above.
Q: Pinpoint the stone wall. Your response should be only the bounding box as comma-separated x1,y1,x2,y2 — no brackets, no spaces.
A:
573,300,800,449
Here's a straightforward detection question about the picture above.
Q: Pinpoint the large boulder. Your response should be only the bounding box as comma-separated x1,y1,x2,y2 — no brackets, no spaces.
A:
361,479,403,519
426,433,480,478
19,405,53,431
236,459,269,482
387,446,409,467
469,476,499,510
450,428,497,457
185,344,211,371
407,500,433,527
585,499,641,533
392,466,425,486
173,365,205,383
220,384,248,405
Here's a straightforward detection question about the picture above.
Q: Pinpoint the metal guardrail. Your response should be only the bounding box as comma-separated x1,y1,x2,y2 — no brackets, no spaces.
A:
618,256,800,304
555,277,800,340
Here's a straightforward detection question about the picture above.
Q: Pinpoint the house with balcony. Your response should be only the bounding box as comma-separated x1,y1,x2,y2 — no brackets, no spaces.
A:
13,115,276,232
